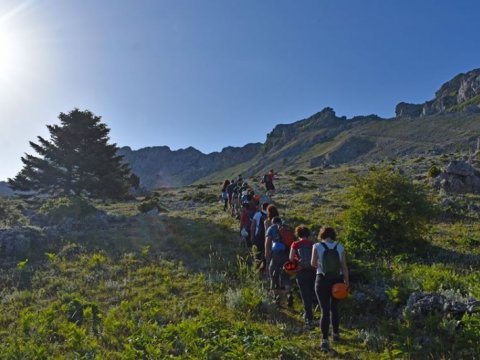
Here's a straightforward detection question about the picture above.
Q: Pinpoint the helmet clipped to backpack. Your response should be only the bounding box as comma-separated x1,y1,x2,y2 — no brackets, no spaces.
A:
331,283,349,300
283,260,299,276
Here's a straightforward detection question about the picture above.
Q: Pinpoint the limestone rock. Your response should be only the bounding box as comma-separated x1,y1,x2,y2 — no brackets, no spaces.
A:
446,160,475,176
404,291,478,321
395,68,480,117
432,161,480,194
395,102,423,117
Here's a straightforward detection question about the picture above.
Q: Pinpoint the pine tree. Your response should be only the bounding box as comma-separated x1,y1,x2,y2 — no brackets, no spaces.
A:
8,109,132,199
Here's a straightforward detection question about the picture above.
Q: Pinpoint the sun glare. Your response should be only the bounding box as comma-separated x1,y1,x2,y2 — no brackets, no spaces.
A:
0,27,19,81
0,1,35,85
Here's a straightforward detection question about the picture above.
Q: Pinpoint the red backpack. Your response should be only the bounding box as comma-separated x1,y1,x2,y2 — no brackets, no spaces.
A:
279,224,295,248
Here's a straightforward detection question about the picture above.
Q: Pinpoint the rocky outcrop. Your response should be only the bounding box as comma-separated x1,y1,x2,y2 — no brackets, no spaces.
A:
395,102,423,118
396,68,480,117
404,291,479,321
0,227,46,258
118,143,262,189
432,161,480,194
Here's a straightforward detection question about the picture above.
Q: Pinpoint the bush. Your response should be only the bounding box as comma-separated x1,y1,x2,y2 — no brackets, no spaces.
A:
0,198,28,228
137,194,168,213
343,167,433,255
39,196,96,223
428,165,442,178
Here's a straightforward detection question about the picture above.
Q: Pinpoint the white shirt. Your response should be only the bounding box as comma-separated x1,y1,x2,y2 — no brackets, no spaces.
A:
252,211,266,236
313,240,345,275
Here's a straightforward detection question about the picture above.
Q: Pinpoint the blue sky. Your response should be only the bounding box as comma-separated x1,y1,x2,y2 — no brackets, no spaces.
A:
1,0,479,180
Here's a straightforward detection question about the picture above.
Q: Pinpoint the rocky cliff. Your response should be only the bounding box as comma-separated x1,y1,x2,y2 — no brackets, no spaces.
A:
118,143,262,188
396,68,480,117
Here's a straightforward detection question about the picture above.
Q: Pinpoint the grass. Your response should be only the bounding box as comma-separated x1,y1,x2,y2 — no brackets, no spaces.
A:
1,156,480,358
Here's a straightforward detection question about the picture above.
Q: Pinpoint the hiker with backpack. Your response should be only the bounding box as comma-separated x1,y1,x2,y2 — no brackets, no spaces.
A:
250,201,269,271
311,227,350,353
289,225,316,330
239,202,253,249
227,179,236,210
264,204,279,227
265,216,293,306
232,181,243,218
262,169,276,196
221,179,230,211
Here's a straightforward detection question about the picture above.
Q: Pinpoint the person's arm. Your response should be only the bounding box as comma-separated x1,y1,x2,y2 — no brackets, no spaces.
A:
250,218,256,242
289,245,296,262
265,235,272,260
341,252,349,286
311,245,318,268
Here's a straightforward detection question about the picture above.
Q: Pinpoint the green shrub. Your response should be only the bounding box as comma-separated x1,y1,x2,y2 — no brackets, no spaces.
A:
181,191,218,203
39,196,96,223
137,197,167,213
0,198,28,228
343,167,433,255
294,175,309,181
428,165,442,178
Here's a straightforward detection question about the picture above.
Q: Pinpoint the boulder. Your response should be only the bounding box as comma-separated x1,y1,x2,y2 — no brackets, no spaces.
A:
404,291,478,321
0,227,45,258
433,161,480,194
446,160,475,176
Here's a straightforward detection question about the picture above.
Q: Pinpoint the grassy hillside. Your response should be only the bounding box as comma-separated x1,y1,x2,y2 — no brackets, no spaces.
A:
1,155,480,359
195,111,480,186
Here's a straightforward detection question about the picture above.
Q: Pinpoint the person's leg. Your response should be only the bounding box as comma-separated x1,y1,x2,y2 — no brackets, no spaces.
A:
315,275,331,340
269,255,279,291
331,278,341,336
296,270,314,323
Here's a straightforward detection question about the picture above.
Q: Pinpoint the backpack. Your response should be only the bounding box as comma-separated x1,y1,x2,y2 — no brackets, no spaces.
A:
256,212,267,240
278,224,295,248
321,242,341,280
296,243,313,269
262,174,269,184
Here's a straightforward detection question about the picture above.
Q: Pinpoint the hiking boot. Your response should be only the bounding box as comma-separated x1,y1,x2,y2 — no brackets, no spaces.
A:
304,320,314,331
333,333,340,343
320,340,329,353
287,293,294,308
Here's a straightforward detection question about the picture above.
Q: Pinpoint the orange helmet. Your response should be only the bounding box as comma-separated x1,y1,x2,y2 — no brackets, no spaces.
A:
332,283,349,300
283,261,298,276
253,194,260,202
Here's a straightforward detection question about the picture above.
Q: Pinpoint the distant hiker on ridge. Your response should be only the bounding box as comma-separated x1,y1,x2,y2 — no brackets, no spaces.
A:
262,169,276,196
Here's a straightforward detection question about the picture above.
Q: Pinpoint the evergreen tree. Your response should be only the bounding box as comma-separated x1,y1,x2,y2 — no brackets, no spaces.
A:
8,109,132,199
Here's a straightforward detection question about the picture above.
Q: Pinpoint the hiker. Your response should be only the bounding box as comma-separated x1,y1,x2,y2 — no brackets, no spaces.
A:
264,204,280,231
311,227,349,353
250,201,269,271
239,202,253,248
232,181,242,218
289,225,316,330
221,179,230,211
265,216,292,306
262,169,276,196
227,179,236,210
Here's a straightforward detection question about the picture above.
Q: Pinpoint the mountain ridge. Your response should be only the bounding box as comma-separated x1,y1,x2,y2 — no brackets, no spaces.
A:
120,68,480,188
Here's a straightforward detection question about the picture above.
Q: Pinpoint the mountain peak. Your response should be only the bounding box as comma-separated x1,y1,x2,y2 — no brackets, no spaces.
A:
396,68,480,117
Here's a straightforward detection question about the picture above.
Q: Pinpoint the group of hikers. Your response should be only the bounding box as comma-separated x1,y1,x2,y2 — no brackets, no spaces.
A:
220,170,350,353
